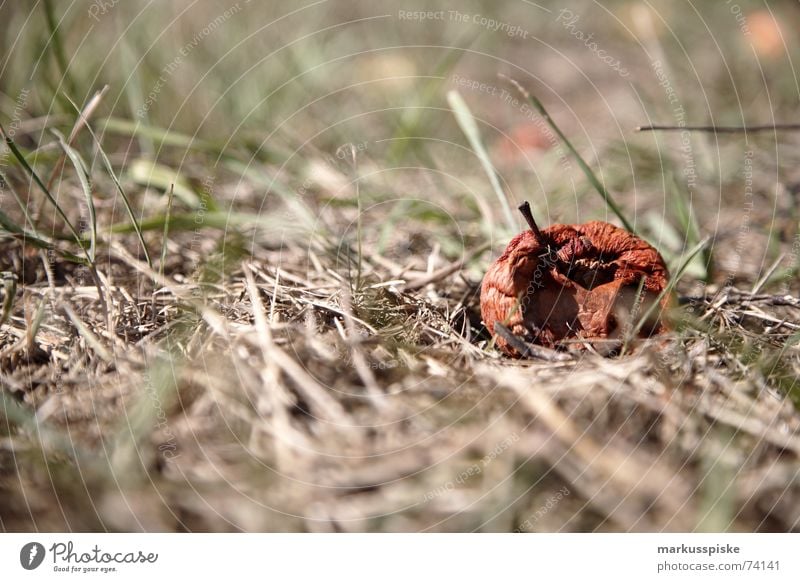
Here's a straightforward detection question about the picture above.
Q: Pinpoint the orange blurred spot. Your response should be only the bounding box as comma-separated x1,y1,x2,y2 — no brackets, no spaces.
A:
748,10,784,59
494,124,551,165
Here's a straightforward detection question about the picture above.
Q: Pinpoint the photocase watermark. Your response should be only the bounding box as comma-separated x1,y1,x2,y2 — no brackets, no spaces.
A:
421,432,520,502
87,0,121,22
726,0,752,36
19,542,46,570
652,59,697,194
781,230,800,294
188,174,215,258
397,10,446,22
556,9,629,78
513,486,571,531
49,541,157,574
448,10,529,39
451,74,502,97
141,368,180,460
0,88,30,302
138,3,245,118
397,10,529,39
723,149,754,285
0,88,31,179
335,140,369,160
343,355,399,371
19,540,158,574
449,74,572,170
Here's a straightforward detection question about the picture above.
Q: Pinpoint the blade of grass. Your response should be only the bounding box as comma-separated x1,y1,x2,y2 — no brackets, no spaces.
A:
53,129,96,261
751,253,784,295
0,206,85,263
62,303,113,362
668,172,710,282
78,115,153,268
119,39,154,155
447,90,515,233
152,184,175,324
25,292,49,351
128,158,200,208
99,117,220,153
625,236,710,348
336,144,363,290
0,123,86,252
0,169,40,234
388,39,473,163
1,272,17,326
103,209,310,242
761,333,800,410
28,87,108,231
160,184,175,280
503,76,635,233
11,122,108,326
42,0,77,100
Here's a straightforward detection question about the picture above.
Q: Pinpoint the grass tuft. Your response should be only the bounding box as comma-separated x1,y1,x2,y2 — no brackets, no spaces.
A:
503,76,636,233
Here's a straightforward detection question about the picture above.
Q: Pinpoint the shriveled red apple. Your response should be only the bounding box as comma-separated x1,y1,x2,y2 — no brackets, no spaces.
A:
481,202,670,357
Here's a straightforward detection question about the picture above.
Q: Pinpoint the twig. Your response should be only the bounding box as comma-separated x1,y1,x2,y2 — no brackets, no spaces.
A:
402,242,491,291
493,323,573,362
751,253,785,295
636,124,800,133
712,289,800,309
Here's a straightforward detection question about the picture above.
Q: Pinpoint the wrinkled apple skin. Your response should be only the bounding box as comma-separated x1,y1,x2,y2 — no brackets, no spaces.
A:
480,221,670,356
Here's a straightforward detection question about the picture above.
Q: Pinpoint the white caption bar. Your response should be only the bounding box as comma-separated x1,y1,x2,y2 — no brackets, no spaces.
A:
1,533,797,580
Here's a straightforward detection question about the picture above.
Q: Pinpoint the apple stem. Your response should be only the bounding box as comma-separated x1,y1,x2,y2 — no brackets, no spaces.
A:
518,201,546,245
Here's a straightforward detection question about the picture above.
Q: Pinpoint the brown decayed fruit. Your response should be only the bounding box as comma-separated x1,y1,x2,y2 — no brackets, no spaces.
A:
481,202,671,356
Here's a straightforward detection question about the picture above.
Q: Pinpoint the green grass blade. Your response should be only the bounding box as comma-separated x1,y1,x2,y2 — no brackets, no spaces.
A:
0,169,42,234
53,129,96,260
388,40,472,163
160,184,175,279
0,207,86,263
42,0,77,100
669,172,710,281
62,303,113,362
0,123,85,250
99,117,220,153
447,90,515,233
80,119,153,268
128,158,200,208
1,272,17,326
627,236,710,345
504,76,635,233
104,210,307,238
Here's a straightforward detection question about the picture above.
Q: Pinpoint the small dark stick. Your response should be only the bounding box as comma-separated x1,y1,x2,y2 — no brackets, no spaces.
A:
493,323,573,362
636,123,800,133
518,201,545,245
518,200,559,263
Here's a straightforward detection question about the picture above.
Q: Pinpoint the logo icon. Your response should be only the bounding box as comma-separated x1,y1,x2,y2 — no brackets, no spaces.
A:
19,542,45,570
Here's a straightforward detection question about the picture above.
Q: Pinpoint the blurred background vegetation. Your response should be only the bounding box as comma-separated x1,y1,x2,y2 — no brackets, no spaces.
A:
3,0,799,284
1,0,799,532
